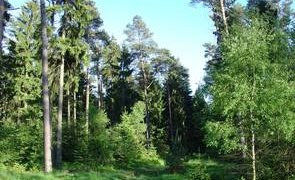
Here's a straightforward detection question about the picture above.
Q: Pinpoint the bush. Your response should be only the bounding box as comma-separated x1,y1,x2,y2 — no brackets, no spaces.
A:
189,163,211,180
88,109,113,164
0,120,43,170
166,142,186,172
109,101,159,165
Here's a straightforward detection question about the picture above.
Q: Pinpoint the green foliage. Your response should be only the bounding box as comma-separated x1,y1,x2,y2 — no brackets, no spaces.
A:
5,0,42,122
102,41,139,124
0,120,43,170
190,87,209,152
110,101,158,165
204,121,240,153
88,107,113,163
124,15,157,56
189,163,211,180
163,60,193,151
208,16,295,179
110,101,146,164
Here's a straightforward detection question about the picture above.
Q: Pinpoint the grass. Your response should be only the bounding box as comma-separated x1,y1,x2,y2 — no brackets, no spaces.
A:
0,156,243,180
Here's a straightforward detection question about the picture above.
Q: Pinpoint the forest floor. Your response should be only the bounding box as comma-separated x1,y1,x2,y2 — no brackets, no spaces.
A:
0,155,243,180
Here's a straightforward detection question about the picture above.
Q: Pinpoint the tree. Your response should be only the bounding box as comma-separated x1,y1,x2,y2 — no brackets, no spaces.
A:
124,15,157,146
101,38,121,123
163,60,192,152
7,0,41,123
208,18,295,180
0,0,10,53
40,0,52,173
0,0,4,53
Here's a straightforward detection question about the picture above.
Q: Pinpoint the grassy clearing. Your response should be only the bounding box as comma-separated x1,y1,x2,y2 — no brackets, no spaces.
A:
0,156,242,180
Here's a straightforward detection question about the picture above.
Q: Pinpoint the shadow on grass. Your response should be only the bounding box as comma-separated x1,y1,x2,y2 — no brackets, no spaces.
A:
114,160,186,180
0,155,243,180
184,155,245,180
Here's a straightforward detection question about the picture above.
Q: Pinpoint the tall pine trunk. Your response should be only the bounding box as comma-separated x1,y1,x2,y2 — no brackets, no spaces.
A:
219,0,228,34
67,88,71,126
56,55,64,169
97,66,103,109
167,83,173,144
0,0,4,53
40,0,52,173
73,91,77,126
85,68,89,134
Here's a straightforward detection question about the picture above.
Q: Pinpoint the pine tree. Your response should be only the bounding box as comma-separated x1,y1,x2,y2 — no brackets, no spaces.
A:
8,0,42,123
124,15,157,146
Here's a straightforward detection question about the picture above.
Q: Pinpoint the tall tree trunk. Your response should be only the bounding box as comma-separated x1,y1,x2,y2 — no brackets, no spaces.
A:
73,91,77,126
238,112,247,159
97,73,101,109
56,55,64,169
167,83,173,144
140,58,150,147
0,0,4,54
251,128,256,180
219,0,228,34
97,71,103,109
250,71,256,180
67,88,71,126
100,77,104,108
241,129,247,159
250,109,256,180
40,0,52,173
85,68,89,134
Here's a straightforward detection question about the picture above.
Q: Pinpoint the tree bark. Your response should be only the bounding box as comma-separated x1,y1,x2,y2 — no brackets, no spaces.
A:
73,91,77,126
0,0,5,54
251,129,256,180
219,0,228,34
56,54,64,169
40,0,52,173
67,88,71,126
97,71,103,109
250,70,256,180
85,68,89,134
97,72,101,109
167,83,173,144
100,76,104,108
238,112,247,159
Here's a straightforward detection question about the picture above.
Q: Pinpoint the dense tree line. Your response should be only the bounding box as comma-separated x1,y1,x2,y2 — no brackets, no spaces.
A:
0,0,294,179
0,0,201,174
192,0,295,179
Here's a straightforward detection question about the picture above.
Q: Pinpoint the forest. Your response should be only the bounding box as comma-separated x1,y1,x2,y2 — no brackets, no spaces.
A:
0,0,294,179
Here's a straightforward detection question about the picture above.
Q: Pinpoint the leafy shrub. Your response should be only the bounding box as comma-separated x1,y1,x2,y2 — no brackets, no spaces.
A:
204,121,240,153
110,101,146,164
166,139,186,173
109,101,159,165
0,120,43,170
189,163,211,180
88,109,113,163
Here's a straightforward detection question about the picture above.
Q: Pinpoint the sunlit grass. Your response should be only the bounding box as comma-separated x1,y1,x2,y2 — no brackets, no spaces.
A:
0,156,242,180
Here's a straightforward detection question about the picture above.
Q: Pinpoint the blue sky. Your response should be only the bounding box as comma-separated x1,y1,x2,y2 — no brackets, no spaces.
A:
9,0,295,92
95,0,215,92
